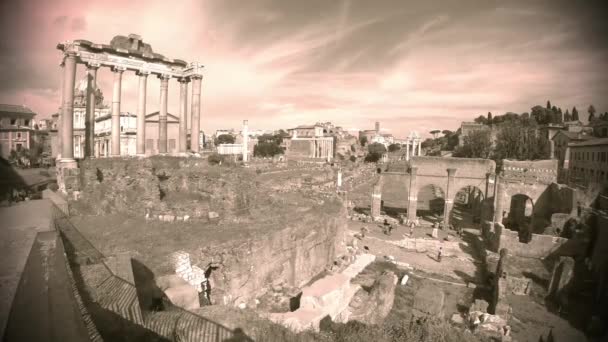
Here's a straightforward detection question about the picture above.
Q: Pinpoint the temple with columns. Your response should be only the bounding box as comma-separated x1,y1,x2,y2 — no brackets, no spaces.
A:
55,34,204,193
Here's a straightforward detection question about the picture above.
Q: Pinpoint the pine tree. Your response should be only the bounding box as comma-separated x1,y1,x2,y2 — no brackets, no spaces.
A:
588,105,597,122
487,112,493,125
546,100,551,109
564,109,571,122
572,107,579,121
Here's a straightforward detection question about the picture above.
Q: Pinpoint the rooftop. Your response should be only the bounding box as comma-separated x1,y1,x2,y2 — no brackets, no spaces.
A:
0,104,36,117
568,137,608,147
554,130,595,141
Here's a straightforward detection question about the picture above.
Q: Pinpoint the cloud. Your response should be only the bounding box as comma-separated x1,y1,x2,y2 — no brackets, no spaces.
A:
1,0,607,139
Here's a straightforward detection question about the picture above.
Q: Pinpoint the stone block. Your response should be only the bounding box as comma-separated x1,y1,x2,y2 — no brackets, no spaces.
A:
470,299,489,313
208,211,219,219
164,283,200,311
413,286,445,317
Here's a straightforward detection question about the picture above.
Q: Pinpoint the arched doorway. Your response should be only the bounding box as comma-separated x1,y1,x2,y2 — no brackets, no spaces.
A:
507,194,534,241
417,184,445,222
450,186,484,227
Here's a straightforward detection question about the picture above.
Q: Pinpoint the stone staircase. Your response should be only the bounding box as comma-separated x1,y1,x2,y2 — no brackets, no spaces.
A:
52,204,240,342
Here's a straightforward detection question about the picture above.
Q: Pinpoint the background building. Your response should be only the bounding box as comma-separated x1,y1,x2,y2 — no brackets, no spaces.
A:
566,138,608,187
0,104,36,158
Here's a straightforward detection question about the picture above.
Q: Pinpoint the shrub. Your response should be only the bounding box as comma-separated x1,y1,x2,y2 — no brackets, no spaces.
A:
207,153,223,165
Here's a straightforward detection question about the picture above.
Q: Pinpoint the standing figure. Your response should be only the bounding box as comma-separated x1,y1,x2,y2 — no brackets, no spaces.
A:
437,246,443,262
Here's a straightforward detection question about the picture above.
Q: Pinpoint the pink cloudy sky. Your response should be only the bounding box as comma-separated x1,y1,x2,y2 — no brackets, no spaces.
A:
1,0,607,138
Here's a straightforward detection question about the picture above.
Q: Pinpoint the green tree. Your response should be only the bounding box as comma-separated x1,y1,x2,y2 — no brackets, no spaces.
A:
215,134,235,145
494,122,550,164
588,105,597,122
564,109,571,122
487,112,493,125
365,142,386,163
474,115,488,124
453,130,492,159
572,107,579,121
359,136,368,147
388,143,401,152
349,155,356,162
546,100,551,109
207,153,223,165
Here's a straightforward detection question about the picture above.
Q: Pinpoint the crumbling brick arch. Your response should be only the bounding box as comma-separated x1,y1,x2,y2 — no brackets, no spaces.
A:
415,182,446,219
449,185,486,226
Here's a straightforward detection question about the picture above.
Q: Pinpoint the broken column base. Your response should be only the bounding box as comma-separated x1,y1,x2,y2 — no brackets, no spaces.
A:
56,158,80,196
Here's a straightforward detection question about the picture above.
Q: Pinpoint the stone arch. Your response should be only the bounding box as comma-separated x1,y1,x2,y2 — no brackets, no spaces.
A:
506,194,535,242
449,185,485,227
380,174,409,215
416,183,445,220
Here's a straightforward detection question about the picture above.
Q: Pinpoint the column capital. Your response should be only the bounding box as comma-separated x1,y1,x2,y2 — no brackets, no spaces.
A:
190,74,203,80
111,66,126,73
136,70,150,77
86,62,101,70
177,76,190,83
447,168,457,176
158,73,172,80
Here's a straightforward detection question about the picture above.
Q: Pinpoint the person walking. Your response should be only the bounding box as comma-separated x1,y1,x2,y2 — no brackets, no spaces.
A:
437,246,443,262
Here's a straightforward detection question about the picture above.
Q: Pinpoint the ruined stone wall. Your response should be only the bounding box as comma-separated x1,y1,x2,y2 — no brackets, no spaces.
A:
482,221,569,258
75,157,265,221
190,201,348,307
410,156,495,178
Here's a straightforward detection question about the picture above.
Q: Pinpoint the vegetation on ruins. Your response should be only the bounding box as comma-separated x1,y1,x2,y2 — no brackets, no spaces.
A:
359,136,368,147
253,133,285,157
365,142,386,163
387,143,401,152
453,130,492,159
421,129,460,156
207,152,223,164
215,133,235,145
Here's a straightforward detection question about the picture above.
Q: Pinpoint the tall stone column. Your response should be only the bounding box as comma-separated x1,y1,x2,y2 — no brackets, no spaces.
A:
412,140,417,157
405,141,410,161
190,75,202,153
60,53,77,162
85,63,99,158
158,74,170,154
111,66,125,156
135,71,149,156
407,166,419,221
242,120,249,162
57,61,64,160
443,168,457,226
417,139,421,156
178,77,189,153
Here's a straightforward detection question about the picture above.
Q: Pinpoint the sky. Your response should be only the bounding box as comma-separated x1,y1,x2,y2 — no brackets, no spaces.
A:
1,0,607,138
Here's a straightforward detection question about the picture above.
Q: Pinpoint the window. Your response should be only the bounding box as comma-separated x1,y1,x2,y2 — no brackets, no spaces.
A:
24,119,30,126
16,132,22,139
10,118,16,125
16,143,22,151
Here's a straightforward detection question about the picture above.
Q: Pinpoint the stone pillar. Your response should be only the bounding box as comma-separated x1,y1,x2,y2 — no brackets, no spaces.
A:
405,141,410,161
485,173,492,199
493,177,505,223
190,75,202,153
407,166,419,221
242,120,249,162
84,63,99,158
337,168,342,188
412,140,417,157
111,66,125,156
60,53,77,162
444,168,457,226
417,139,421,156
371,180,382,219
178,77,189,153
158,74,170,154
135,71,149,156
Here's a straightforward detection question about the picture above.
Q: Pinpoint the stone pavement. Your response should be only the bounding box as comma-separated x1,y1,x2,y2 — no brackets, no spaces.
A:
0,200,54,339
348,221,483,284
